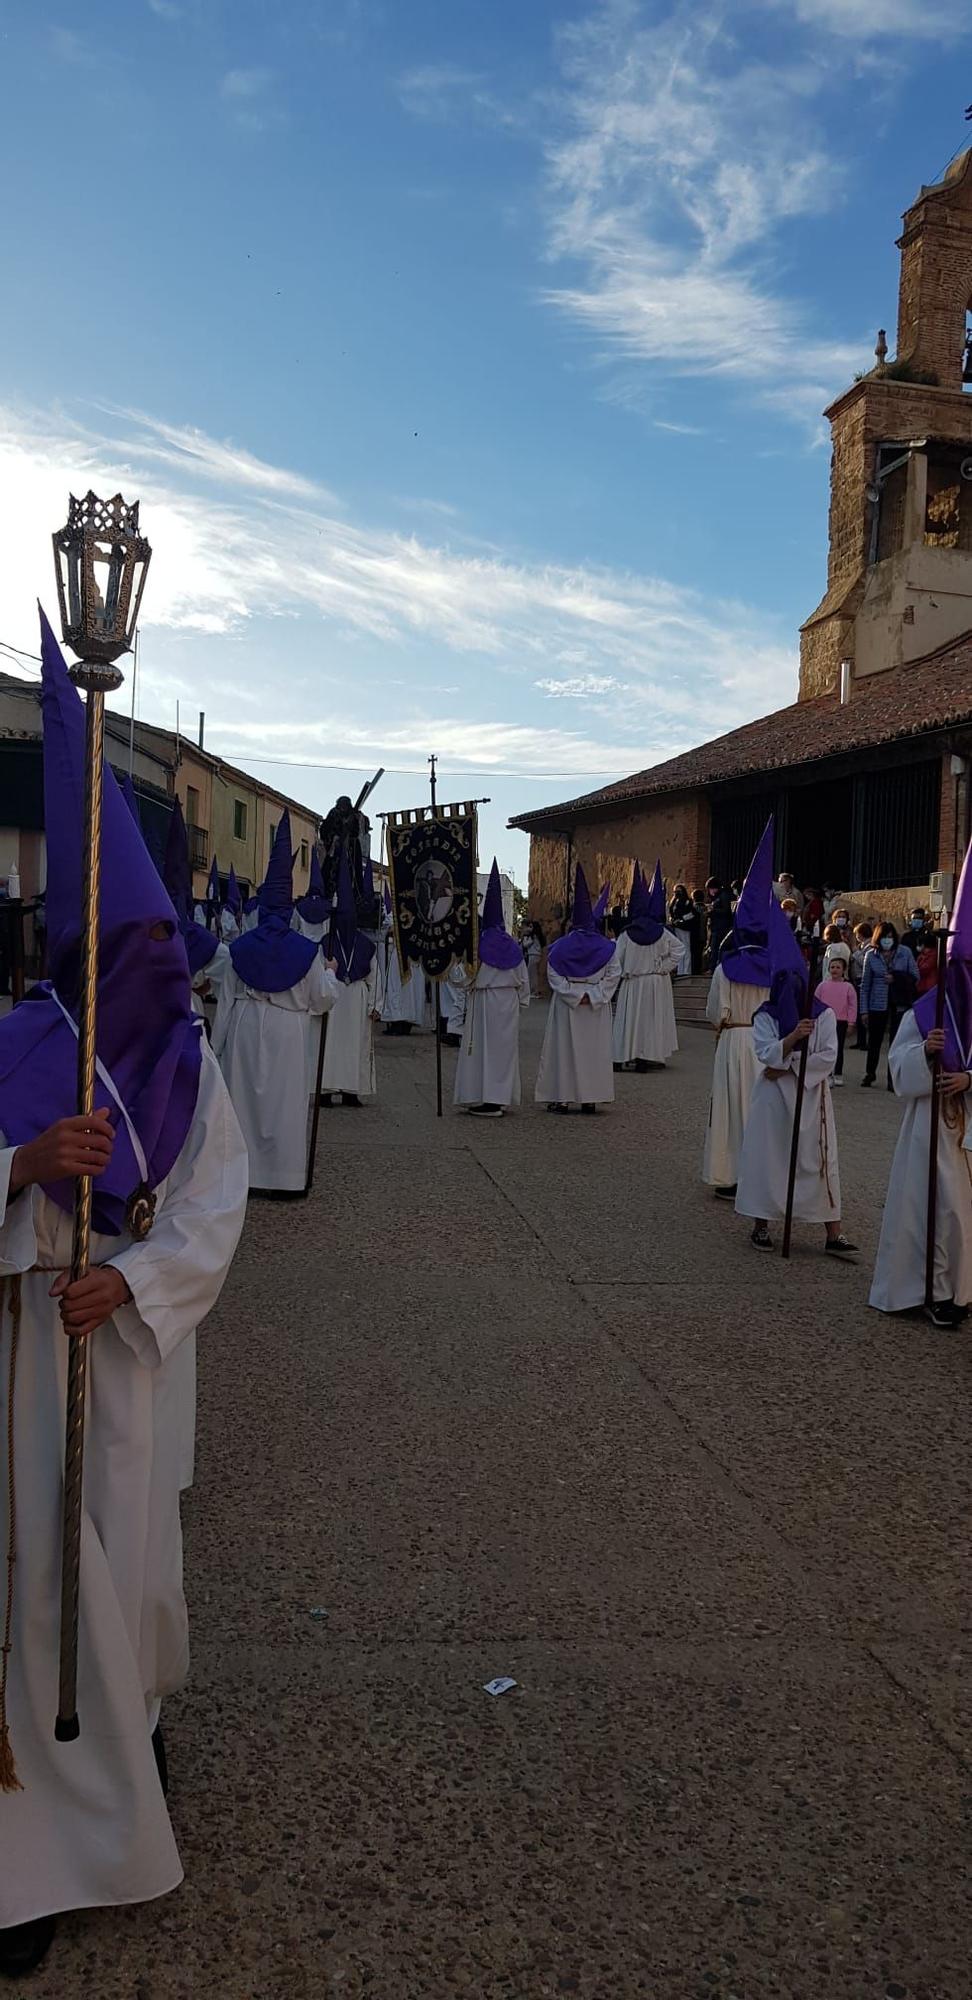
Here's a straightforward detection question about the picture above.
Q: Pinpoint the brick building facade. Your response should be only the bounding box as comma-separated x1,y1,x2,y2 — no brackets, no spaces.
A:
513,151,972,929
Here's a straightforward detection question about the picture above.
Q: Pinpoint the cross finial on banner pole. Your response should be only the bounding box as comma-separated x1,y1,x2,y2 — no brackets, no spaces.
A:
428,752,438,813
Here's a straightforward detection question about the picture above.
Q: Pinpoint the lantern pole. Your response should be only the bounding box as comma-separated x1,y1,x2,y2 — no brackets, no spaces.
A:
51,493,151,1743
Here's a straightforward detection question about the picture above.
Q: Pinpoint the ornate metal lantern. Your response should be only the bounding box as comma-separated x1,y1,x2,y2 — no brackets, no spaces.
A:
52,491,152,686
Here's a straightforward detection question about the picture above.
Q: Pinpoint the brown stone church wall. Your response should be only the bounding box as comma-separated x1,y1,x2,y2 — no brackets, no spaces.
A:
524,792,711,929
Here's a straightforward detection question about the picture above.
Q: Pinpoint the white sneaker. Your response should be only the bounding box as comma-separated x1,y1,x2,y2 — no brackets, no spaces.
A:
832,1075,843,1087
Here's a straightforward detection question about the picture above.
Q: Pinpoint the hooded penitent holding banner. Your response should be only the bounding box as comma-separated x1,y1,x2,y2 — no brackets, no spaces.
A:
871,840,972,1325
0,613,248,1974
379,885,430,1035
221,863,242,940
454,859,530,1118
535,864,621,1113
294,848,330,943
319,850,378,1107
612,861,681,1073
213,810,340,1193
702,819,775,1197
161,799,231,1018
734,923,853,1252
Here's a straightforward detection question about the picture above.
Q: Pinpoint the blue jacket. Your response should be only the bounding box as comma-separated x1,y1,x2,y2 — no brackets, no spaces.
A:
860,945,914,1015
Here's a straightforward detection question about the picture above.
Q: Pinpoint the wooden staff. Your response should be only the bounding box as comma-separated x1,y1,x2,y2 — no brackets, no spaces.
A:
55,670,111,1741
304,1007,330,1197
781,938,821,1262
924,927,951,1311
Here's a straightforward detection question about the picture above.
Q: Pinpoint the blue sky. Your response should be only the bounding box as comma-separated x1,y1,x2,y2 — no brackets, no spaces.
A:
0,0,968,879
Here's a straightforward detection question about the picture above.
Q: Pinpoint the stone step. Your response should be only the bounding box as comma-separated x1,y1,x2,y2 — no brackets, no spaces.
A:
673,974,711,1027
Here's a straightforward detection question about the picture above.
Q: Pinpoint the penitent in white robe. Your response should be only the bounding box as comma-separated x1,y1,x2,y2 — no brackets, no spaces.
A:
535,956,622,1106
702,965,770,1187
0,1042,247,1928
213,956,339,1190
870,1012,972,1311
320,959,379,1098
735,1006,840,1223
454,959,531,1107
294,914,328,943
379,932,429,1030
611,929,682,1066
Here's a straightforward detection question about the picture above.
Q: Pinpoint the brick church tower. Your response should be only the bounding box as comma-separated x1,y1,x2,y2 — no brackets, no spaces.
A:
801,148,972,700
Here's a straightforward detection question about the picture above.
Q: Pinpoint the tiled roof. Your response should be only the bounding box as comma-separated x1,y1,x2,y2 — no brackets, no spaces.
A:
510,631,972,831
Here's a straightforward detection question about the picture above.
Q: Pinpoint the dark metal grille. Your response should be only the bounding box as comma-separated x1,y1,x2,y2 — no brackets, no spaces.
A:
849,758,940,890
710,794,779,887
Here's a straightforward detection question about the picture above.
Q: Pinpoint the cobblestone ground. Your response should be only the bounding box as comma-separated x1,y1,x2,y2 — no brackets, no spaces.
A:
34,1006,972,2000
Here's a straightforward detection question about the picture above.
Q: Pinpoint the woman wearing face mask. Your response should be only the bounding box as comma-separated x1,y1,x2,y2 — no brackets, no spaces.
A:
860,922,918,1089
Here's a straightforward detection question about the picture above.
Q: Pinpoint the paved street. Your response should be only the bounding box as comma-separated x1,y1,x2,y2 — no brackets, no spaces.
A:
35,1003,972,2000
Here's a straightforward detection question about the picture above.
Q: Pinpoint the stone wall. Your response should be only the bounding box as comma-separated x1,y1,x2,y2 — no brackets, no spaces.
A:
896,150,972,389
525,793,711,929
800,377,972,701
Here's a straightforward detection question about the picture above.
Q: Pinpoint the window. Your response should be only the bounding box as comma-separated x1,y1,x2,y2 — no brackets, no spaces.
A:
849,758,941,890
186,785,200,828
300,840,308,869
233,799,247,840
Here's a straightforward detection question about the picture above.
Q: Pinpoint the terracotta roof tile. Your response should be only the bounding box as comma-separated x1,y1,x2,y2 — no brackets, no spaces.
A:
511,631,972,831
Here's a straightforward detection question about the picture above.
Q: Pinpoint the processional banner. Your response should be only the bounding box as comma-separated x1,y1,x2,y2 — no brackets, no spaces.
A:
386,803,479,980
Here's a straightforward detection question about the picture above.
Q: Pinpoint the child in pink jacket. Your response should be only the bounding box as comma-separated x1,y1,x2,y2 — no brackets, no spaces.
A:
815,958,858,1085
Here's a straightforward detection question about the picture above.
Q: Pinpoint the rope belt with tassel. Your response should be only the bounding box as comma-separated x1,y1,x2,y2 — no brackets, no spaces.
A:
0,1274,22,1792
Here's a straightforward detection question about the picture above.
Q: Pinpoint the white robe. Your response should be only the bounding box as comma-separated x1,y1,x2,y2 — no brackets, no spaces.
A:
535,955,622,1106
870,1012,972,1311
190,939,231,1021
439,975,467,1038
735,1006,840,1223
213,956,339,1191
219,910,240,942
454,959,530,1107
294,914,328,943
320,960,378,1098
0,1043,247,1927
702,966,770,1187
611,930,681,1065
379,932,428,1029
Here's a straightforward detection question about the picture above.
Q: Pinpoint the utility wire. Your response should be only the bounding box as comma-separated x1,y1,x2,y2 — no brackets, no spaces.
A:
0,637,622,781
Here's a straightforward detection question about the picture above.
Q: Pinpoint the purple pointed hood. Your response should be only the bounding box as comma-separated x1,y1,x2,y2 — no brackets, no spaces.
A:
915,838,972,1068
296,846,329,927
757,966,827,1040
627,858,665,946
163,800,220,976
592,882,610,925
121,772,140,822
768,893,808,980
327,847,375,983
547,864,616,980
0,610,202,1235
258,810,295,918
478,858,524,971
720,818,775,986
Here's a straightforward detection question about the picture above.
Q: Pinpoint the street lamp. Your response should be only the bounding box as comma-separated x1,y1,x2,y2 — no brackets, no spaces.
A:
50,490,152,1748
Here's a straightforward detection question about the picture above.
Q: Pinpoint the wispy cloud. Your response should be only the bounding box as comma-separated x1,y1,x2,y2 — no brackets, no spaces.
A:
397,61,521,129
541,5,865,408
47,25,98,67
773,0,953,33
0,399,796,778
536,674,629,698
219,66,286,132
92,404,335,503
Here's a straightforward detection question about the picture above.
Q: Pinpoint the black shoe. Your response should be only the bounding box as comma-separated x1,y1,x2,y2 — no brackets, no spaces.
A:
0,1917,57,1979
750,1225,773,1251
861,1076,874,1088
581,1103,597,1115
825,1234,858,1258
612,1062,624,1072
152,1722,168,1797
341,1093,362,1107
468,1103,503,1118
714,1184,737,1201
444,1033,461,1048
925,1299,963,1330
317,1092,335,1107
